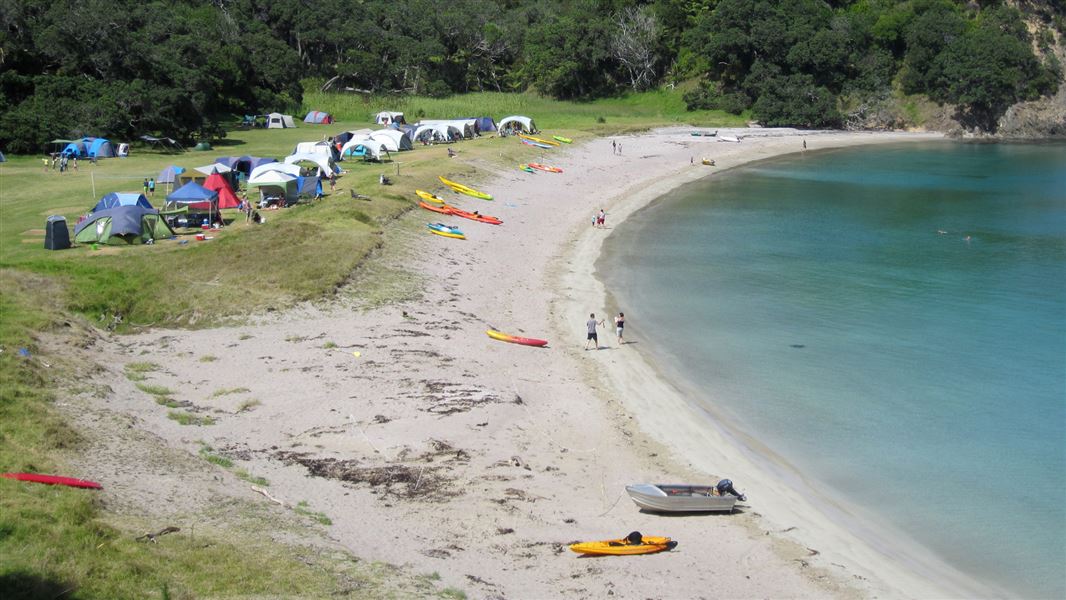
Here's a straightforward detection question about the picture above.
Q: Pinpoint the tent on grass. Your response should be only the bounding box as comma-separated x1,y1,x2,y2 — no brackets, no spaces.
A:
266,113,297,129
499,115,537,134
421,119,475,139
93,192,153,212
412,123,460,144
158,165,185,184
195,163,231,175
340,138,389,161
304,111,333,124
203,172,240,209
87,138,115,158
369,129,413,151
249,162,301,180
60,140,88,157
140,135,185,152
215,156,277,178
284,152,339,176
296,176,323,198
374,111,405,125
0,150,5,162
471,116,496,132
248,170,299,206
73,206,173,245
166,181,221,225
294,141,340,162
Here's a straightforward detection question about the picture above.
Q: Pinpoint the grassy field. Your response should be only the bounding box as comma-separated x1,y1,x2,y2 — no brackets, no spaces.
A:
0,87,740,598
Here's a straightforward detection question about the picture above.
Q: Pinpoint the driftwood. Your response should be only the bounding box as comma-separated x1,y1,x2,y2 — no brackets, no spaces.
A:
136,526,180,543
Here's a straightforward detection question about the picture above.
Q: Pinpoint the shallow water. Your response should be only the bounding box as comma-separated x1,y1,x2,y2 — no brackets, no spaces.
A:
601,141,1066,599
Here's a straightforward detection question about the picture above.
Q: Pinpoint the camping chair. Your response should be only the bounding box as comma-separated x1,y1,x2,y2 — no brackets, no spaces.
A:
350,189,370,201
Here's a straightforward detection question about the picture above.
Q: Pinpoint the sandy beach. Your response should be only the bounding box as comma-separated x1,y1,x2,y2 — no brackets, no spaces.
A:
60,127,981,599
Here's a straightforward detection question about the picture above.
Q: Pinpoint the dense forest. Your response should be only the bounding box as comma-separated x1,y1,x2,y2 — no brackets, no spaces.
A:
1,0,1062,151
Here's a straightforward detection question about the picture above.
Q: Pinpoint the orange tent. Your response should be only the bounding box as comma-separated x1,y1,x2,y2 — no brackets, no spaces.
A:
204,172,240,209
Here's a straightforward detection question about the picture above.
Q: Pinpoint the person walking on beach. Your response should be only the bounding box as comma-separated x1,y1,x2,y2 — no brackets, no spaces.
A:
585,313,605,350
614,312,625,345
597,209,606,228
802,139,807,150
612,140,616,154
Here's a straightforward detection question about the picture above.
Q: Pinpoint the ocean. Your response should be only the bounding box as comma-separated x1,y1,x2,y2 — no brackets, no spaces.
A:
600,141,1066,599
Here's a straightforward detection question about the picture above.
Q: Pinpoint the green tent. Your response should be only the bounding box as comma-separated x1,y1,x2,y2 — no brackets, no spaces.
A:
73,206,174,245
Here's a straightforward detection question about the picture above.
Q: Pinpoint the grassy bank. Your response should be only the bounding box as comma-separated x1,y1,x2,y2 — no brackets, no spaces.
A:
0,88,738,598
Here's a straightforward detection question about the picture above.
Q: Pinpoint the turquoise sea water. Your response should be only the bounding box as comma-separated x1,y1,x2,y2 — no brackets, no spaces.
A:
601,142,1066,599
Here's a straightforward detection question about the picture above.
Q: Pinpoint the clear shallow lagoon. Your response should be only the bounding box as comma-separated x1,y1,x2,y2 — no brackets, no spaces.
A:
601,142,1066,598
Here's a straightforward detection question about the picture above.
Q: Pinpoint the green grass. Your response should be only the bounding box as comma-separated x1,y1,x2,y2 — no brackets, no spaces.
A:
322,340,337,349
199,445,234,468
0,87,732,598
235,398,261,413
198,354,217,362
135,382,173,397
167,411,216,426
210,386,250,398
234,468,269,486
295,501,332,526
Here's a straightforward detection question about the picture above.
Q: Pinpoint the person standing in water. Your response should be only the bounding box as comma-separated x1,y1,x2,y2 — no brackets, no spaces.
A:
614,312,625,345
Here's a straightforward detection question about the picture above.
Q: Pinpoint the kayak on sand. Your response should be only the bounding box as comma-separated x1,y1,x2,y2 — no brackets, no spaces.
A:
438,175,493,200
486,329,548,347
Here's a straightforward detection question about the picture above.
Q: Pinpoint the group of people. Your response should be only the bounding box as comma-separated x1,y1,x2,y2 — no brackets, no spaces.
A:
43,154,77,174
592,209,607,228
142,178,156,197
585,312,625,350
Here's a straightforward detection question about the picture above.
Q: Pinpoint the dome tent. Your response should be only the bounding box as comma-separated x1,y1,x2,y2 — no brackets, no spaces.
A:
73,206,173,245
304,111,333,124
93,192,153,212
499,115,537,134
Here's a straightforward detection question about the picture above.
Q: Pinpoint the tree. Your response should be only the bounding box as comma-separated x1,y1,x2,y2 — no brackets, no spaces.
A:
611,5,663,91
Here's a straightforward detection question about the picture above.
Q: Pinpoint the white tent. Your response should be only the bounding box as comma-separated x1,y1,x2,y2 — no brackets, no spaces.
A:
247,170,298,205
412,123,460,144
340,138,389,162
421,119,476,139
194,163,232,175
499,115,537,134
250,162,301,181
294,141,339,162
368,129,413,152
374,111,405,125
284,152,338,176
266,113,297,129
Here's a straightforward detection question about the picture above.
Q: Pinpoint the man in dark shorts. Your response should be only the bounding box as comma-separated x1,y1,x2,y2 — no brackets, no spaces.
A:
585,313,604,350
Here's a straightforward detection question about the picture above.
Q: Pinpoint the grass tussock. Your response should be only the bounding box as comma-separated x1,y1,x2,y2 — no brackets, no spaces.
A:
210,387,250,398
136,383,173,397
167,411,216,427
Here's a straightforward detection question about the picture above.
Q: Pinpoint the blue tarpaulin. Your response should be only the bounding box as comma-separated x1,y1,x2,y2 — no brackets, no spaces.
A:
93,192,153,212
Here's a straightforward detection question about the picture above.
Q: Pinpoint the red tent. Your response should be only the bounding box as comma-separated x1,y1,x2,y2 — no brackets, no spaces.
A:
204,172,240,209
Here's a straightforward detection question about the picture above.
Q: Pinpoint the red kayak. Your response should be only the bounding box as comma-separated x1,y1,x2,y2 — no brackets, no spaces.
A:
1,472,103,489
419,200,453,214
486,329,548,347
449,207,502,225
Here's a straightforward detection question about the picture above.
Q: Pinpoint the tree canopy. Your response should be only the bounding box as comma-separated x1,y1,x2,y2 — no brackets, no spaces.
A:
0,0,1060,151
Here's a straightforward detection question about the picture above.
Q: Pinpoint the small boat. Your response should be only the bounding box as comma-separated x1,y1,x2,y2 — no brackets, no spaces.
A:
518,133,560,146
718,135,741,143
528,162,562,173
552,135,573,144
520,139,553,150
1,472,103,490
416,190,446,204
569,532,675,556
428,225,465,240
438,175,493,200
519,164,537,173
419,200,453,214
486,329,548,347
625,480,746,513
449,207,502,225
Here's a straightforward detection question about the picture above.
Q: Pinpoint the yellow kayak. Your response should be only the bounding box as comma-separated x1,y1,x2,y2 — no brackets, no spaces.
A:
569,534,674,556
438,175,493,200
518,133,560,147
416,189,446,204
429,228,466,240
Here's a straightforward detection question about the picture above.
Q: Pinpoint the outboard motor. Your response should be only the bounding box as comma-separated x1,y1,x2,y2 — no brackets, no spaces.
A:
716,479,746,502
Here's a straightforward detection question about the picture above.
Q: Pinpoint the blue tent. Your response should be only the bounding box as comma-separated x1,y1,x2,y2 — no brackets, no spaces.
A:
215,156,276,177
93,192,153,212
167,181,217,205
61,140,88,157
464,117,496,133
296,175,322,198
158,165,185,184
87,138,115,158
0,150,6,162
73,206,173,245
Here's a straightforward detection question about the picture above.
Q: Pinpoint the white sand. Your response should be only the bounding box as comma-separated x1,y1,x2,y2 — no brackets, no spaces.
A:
81,127,984,599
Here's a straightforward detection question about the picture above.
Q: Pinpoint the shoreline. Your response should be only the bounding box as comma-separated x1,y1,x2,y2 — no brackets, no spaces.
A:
544,128,986,599
73,127,992,599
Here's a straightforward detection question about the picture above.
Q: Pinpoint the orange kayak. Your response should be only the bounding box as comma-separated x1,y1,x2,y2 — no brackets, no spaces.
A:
419,200,453,214
528,162,563,173
486,329,548,347
449,207,502,225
